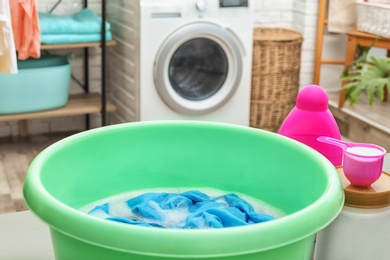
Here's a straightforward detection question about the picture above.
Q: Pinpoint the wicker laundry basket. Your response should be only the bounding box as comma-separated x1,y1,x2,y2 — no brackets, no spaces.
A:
250,28,303,132
356,1,390,38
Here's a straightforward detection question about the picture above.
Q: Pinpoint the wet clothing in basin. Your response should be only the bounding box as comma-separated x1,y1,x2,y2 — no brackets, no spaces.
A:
88,190,275,229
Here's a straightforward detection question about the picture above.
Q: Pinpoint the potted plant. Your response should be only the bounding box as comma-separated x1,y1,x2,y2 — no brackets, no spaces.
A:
341,44,390,106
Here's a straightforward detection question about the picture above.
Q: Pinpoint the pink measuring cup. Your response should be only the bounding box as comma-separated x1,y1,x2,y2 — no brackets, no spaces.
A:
318,136,387,186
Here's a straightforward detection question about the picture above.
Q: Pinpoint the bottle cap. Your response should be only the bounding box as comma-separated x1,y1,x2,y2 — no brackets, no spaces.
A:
296,85,328,112
337,167,390,209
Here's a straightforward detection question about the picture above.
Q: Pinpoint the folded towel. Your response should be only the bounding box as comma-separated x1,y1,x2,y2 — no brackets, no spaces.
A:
40,31,112,44
39,8,110,35
88,190,276,229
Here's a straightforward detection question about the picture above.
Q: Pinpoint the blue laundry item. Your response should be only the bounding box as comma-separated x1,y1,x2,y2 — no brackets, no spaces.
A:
88,190,276,229
39,8,111,35
40,32,112,44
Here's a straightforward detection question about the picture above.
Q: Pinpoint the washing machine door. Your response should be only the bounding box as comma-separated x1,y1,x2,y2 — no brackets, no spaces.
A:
154,22,243,114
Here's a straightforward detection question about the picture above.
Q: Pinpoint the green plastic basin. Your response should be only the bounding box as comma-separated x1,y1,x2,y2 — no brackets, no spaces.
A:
23,121,344,260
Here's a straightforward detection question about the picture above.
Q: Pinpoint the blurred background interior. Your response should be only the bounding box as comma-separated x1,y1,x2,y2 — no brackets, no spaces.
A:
0,0,389,214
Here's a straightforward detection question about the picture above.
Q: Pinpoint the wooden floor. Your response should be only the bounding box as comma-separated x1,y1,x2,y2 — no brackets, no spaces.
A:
0,132,75,214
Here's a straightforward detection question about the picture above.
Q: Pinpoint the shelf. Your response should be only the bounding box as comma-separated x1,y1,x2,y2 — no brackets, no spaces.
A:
40,40,117,50
0,93,116,122
9,1,114,135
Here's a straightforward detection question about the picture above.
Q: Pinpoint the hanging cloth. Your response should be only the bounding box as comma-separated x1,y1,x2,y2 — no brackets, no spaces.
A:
328,0,357,33
0,0,17,73
9,0,41,60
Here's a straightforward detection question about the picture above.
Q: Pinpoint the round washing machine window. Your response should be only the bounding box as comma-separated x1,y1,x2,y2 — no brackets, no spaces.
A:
154,22,243,115
168,38,228,101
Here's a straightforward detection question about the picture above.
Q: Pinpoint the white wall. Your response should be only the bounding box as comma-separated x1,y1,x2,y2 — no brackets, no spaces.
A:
0,0,327,137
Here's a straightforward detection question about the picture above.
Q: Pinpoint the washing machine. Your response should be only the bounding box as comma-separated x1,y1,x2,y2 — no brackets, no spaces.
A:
108,0,254,126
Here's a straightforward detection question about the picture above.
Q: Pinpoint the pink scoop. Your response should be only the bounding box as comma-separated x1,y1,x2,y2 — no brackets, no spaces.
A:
318,136,387,186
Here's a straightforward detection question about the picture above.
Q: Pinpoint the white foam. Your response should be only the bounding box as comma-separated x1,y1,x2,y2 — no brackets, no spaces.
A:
346,146,384,156
150,200,189,228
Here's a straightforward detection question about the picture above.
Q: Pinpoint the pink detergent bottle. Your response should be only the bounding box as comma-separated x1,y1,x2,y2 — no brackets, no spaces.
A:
278,85,342,166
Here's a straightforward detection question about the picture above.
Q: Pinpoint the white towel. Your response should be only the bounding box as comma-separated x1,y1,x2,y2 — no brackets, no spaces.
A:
328,0,357,34
0,0,17,74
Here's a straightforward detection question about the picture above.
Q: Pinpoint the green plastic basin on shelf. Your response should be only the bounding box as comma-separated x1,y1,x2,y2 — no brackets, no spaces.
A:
0,54,71,114
23,121,344,260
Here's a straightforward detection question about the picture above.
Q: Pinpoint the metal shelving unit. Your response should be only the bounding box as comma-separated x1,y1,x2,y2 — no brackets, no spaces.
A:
1,0,116,135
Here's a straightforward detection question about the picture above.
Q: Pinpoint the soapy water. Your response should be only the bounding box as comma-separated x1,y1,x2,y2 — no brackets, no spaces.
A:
346,146,384,156
80,188,285,228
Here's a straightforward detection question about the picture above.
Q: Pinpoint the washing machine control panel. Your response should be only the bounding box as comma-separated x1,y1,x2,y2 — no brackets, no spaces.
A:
219,0,249,8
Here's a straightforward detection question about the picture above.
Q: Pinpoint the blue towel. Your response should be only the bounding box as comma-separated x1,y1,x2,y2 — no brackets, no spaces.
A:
39,8,111,35
40,32,112,44
88,190,275,229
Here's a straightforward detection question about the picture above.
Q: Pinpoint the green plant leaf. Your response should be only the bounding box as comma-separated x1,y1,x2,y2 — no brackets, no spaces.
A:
341,53,390,106
342,44,372,77
342,81,360,90
377,84,384,101
341,74,362,82
347,84,362,106
387,78,390,92
369,56,390,76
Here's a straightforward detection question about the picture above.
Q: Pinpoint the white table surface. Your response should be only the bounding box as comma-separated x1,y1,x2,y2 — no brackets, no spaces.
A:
0,210,54,260
384,153,390,173
1,153,390,260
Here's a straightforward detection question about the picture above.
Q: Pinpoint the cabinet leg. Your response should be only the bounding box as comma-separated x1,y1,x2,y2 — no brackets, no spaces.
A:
18,120,28,138
385,50,390,103
339,36,357,108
